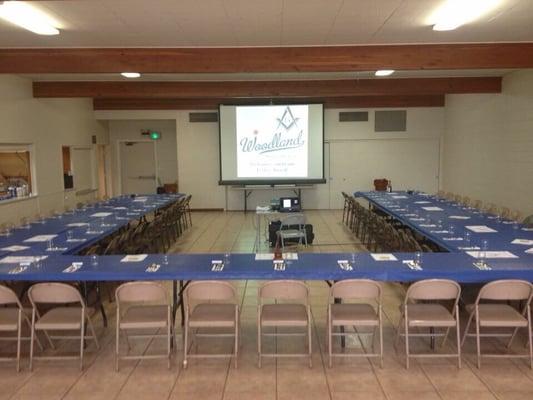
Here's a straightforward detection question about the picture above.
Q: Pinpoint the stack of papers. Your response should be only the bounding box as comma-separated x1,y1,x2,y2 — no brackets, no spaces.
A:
449,216,471,220
337,260,353,271
211,260,224,271
63,263,83,273
67,223,89,227
146,263,161,272
24,234,57,243
0,256,47,264
1,245,30,252
90,212,112,218
422,207,443,211
402,260,422,271
255,253,274,260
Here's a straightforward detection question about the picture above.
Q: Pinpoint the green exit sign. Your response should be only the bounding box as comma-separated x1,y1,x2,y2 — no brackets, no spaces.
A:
150,131,161,140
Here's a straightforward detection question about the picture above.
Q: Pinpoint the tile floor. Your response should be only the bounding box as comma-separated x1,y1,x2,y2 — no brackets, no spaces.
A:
1,210,533,399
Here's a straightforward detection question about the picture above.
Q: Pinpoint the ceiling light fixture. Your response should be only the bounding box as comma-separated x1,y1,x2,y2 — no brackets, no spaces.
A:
375,70,395,77
121,72,141,78
429,0,502,31
0,1,60,35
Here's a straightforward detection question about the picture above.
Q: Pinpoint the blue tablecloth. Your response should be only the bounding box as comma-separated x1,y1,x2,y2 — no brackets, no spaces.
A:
1,191,532,284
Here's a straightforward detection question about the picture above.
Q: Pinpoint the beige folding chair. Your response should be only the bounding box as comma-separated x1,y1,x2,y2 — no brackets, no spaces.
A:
115,281,174,371
28,282,99,371
461,280,533,369
327,279,383,368
0,284,43,371
395,279,461,369
500,207,512,219
257,280,312,368
183,281,239,368
472,199,483,210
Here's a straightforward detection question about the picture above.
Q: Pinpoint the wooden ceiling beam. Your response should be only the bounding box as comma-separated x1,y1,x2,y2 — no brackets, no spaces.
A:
2,43,533,73
34,77,500,99
93,95,445,110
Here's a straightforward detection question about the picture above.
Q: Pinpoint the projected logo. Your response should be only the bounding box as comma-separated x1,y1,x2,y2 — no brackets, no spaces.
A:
236,105,309,178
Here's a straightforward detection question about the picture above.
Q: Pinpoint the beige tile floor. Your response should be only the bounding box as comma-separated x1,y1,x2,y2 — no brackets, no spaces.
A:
1,210,533,399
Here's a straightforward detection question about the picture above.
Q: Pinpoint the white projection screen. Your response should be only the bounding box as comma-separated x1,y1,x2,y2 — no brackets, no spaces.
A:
219,104,325,185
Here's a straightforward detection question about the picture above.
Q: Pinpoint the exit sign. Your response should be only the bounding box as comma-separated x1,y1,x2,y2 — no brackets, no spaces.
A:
150,131,161,140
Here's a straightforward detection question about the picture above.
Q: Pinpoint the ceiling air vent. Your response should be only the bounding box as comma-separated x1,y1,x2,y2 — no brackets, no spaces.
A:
374,110,407,132
338,111,368,122
189,112,218,123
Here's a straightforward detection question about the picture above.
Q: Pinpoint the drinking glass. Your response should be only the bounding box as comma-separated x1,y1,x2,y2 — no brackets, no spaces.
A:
464,231,471,247
47,239,54,251
163,254,169,265
350,252,356,266
479,240,489,266
91,254,99,267
224,253,231,265
66,230,74,241
414,251,422,266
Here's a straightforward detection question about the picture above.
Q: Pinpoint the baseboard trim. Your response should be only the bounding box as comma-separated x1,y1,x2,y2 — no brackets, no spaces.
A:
191,208,224,212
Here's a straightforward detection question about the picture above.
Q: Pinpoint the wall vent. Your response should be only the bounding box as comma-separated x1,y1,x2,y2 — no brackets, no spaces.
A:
338,111,368,122
189,112,218,123
374,110,407,132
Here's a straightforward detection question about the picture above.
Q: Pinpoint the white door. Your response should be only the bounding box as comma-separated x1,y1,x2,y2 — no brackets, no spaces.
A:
119,141,156,194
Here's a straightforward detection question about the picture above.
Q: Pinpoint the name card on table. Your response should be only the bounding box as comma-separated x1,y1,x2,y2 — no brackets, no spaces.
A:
371,253,398,261
422,207,443,211
91,212,112,218
121,254,148,262
466,226,498,233
337,260,353,271
63,262,83,273
24,234,57,243
402,260,423,270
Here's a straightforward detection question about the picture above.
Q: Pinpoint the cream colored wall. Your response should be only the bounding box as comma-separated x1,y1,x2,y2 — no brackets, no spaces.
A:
96,107,444,210
0,75,108,224
442,70,533,217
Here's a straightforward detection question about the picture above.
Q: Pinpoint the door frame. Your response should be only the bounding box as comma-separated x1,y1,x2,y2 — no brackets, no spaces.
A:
116,139,158,195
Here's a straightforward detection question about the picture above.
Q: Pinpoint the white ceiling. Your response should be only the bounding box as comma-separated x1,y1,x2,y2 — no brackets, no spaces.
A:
0,0,532,47
22,69,516,82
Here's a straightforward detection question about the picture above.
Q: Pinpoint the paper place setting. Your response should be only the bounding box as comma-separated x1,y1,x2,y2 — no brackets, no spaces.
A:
414,201,431,204
458,246,481,250
466,251,518,259
273,260,285,271
133,197,148,202
449,216,471,220
391,195,408,199
283,253,298,260
1,245,30,252
421,207,443,211
409,218,425,221
90,212,112,218
525,248,533,254
371,253,398,261
511,239,533,246
0,256,47,264
466,225,498,233
63,262,83,273
211,260,224,272
522,228,533,232
146,263,161,273
126,212,140,216
419,224,437,228
430,230,449,234
115,216,130,220
403,213,418,217
442,237,464,241
121,254,148,262
113,207,128,210
255,253,274,261
24,234,57,243
67,223,89,227
402,260,423,271
337,260,353,271
66,238,86,243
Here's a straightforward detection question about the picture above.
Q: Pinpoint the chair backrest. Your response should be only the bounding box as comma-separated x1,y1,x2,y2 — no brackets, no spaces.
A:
373,179,389,191
28,283,84,305
281,213,306,228
0,284,22,307
523,214,533,227
405,279,461,303
115,281,169,305
185,281,237,304
472,199,482,209
259,280,309,304
477,280,532,302
329,279,381,303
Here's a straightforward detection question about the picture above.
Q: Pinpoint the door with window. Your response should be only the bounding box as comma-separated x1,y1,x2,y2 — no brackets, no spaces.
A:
119,141,156,194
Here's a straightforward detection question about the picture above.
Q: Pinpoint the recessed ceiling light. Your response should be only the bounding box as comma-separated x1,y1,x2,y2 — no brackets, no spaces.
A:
429,0,502,31
0,1,60,35
121,72,141,78
375,70,395,77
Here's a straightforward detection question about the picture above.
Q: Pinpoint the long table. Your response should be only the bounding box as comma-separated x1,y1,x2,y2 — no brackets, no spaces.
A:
0,191,532,286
